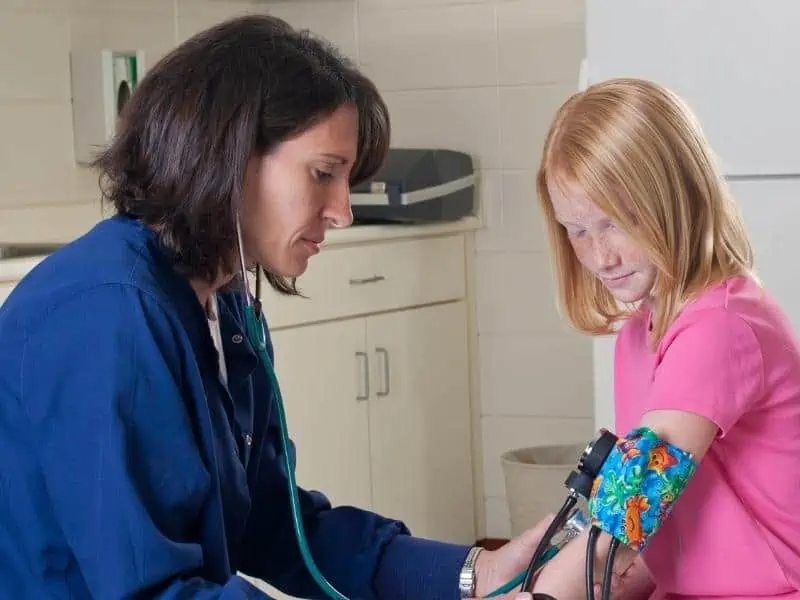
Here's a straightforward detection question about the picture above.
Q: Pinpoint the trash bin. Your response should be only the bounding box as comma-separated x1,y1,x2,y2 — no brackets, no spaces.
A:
501,442,587,537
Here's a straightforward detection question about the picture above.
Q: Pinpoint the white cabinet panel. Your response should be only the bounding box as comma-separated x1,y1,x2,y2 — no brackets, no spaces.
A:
367,301,476,545
586,0,800,176
269,320,373,511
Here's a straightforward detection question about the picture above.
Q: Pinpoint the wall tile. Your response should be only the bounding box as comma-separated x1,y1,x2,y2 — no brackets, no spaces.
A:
262,1,358,61
0,102,78,208
359,3,497,91
476,169,548,252
382,87,502,169
497,0,585,86
70,0,173,13
484,496,512,539
0,11,70,101
478,331,593,417
176,0,257,42
475,252,563,334
0,1,69,9
499,83,576,170
358,0,486,8
502,169,548,250
475,169,504,250
481,414,593,497
70,11,176,68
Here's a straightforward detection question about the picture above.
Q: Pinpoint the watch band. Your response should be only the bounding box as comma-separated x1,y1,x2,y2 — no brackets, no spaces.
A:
458,546,483,598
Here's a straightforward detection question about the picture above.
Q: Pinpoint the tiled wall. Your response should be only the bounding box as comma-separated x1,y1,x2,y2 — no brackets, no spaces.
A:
0,0,268,212
0,0,595,538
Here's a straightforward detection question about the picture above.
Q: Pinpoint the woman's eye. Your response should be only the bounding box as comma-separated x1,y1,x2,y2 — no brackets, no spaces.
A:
314,169,334,182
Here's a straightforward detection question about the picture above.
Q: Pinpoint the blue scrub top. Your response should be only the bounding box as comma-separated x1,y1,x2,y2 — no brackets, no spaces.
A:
0,215,470,599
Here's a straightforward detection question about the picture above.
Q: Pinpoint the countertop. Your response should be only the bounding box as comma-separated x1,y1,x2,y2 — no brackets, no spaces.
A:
0,201,481,282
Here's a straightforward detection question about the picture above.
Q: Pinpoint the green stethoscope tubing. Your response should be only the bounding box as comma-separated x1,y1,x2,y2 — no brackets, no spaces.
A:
243,303,553,599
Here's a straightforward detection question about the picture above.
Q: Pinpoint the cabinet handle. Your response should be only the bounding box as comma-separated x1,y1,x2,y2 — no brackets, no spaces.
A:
355,351,369,401
376,347,390,397
349,275,385,285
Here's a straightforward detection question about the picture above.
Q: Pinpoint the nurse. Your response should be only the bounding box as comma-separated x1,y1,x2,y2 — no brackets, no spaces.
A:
0,14,549,600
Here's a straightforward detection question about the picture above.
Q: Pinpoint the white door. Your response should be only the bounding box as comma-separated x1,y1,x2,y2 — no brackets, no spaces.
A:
585,0,800,176
731,177,800,333
366,302,476,544
268,319,373,511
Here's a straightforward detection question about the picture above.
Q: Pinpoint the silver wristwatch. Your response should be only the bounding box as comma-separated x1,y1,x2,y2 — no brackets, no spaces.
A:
458,546,483,598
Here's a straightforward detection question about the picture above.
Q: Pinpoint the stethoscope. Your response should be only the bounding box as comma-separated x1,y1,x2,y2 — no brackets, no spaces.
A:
234,219,578,600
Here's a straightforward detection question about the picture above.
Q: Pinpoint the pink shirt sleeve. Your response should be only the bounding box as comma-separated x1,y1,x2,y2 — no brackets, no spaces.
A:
644,307,764,436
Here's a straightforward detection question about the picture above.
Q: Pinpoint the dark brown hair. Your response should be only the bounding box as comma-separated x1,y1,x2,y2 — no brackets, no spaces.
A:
92,15,390,294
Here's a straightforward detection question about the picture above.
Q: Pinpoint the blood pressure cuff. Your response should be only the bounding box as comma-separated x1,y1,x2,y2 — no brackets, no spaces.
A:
588,427,697,551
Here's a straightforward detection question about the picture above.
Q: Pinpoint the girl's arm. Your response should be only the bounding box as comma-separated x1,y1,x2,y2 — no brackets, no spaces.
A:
601,556,656,600
532,307,765,599
529,410,716,600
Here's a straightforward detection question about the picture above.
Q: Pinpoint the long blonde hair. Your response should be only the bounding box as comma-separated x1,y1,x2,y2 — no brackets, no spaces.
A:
537,78,755,345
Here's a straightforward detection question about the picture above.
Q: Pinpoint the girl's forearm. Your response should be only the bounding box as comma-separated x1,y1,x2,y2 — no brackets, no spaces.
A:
532,530,638,600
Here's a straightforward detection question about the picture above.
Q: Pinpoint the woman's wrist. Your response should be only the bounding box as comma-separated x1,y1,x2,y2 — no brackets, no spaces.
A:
458,546,484,598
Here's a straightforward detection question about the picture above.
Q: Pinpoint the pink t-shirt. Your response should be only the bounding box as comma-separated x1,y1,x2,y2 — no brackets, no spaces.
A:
614,275,800,600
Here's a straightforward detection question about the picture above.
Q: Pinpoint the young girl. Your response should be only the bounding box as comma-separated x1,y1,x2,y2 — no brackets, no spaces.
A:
528,78,800,599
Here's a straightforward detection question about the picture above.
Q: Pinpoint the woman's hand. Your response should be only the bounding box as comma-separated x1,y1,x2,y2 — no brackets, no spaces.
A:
470,514,556,599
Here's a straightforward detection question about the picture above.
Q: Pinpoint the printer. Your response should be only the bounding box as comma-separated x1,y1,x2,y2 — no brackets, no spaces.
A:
350,148,476,224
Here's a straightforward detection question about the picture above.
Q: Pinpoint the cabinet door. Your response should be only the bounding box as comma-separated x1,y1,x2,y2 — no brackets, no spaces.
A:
269,319,373,510
366,301,476,544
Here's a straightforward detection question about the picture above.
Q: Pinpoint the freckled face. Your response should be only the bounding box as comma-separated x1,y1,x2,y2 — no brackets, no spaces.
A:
547,178,656,304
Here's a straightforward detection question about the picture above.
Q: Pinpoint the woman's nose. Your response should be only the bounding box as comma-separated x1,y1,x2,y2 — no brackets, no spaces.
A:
323,184,353,228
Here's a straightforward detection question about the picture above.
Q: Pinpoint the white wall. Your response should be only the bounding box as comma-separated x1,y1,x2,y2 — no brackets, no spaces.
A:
1,0,596,539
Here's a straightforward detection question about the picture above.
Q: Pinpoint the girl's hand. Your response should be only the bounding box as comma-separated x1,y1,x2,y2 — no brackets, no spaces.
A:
592,556,655,600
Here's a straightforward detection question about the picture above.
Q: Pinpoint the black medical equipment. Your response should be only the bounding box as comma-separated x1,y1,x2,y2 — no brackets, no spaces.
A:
519,429,618,599
519,426,696,600
349,148,476,224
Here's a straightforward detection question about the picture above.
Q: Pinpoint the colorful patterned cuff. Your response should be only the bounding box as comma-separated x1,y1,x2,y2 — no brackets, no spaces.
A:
588,427,697,551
